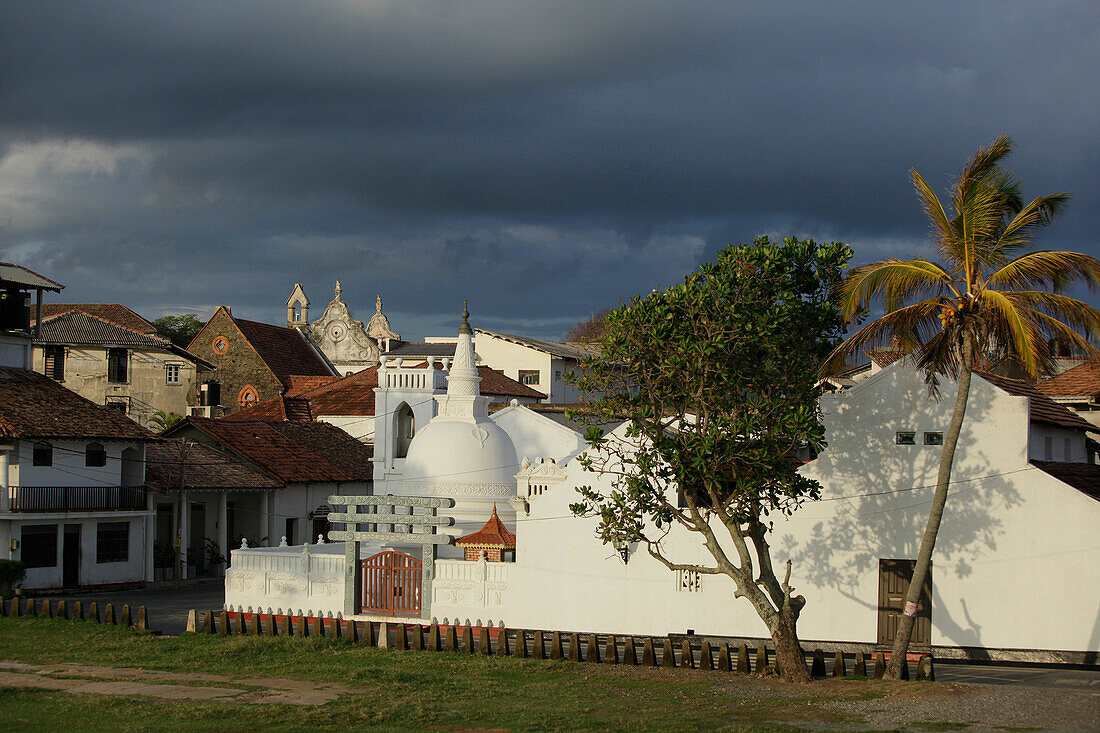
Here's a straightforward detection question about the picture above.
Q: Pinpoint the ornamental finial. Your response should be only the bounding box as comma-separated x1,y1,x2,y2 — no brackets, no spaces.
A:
458,300,472,335
334,280,341,298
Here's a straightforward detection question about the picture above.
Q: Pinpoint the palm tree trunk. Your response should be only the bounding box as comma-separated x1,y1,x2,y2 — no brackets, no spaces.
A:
885,364,973,679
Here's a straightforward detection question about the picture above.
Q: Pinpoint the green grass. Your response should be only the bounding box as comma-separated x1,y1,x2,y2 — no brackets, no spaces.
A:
0,616,895,732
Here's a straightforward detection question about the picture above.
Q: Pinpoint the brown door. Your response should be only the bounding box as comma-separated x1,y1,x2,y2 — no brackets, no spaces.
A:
877,559,932,646
360,551,422,617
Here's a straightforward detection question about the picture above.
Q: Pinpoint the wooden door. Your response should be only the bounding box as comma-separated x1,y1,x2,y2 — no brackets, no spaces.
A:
360,551,422,616
877,559,932,646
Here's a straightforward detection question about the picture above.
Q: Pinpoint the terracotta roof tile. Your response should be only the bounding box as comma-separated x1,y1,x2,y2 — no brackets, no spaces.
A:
0,367,159,441
175,417,371,483
1037,360,1100,398
39,304,155,334
145,439,282,491
978,372,1097,432
455,505,516,548
36,311,170,349
867,348,909,368
476,365,546,400
1031,460,1100,501
232,317,333,383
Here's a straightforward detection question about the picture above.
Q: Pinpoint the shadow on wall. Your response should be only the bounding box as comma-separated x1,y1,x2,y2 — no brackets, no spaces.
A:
783,374,1021,650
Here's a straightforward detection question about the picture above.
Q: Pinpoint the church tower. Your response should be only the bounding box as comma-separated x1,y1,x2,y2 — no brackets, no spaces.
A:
286,283,310,330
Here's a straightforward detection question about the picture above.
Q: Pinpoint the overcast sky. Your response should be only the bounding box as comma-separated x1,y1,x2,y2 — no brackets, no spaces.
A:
2,1,1099,340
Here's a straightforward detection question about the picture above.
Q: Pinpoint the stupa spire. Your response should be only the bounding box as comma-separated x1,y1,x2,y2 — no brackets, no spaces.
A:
447,301,481,398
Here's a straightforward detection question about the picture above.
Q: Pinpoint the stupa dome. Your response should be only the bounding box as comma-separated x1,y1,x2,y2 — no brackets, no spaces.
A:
402,418,518,488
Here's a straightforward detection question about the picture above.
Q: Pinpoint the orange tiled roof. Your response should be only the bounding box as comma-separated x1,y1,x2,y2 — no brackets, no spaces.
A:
455,505,516,548
1037,360,1100,398
39,303,156,334
978,372,1097,432
232,317,333,383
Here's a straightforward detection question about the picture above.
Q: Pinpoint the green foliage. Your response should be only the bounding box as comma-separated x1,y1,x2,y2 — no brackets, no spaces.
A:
564,308,610,343
149,410,184,430
153,313,204,348
569,236,850,543
0,559,27,593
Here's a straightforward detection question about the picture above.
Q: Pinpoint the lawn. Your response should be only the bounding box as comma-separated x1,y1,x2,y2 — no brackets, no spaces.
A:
0,615,898,732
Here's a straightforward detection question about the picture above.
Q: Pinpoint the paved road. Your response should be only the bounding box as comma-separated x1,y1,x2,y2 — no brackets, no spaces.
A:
43,579,225,635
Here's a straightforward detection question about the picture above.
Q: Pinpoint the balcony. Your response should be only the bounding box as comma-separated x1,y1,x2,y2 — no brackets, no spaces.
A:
8,486,148,513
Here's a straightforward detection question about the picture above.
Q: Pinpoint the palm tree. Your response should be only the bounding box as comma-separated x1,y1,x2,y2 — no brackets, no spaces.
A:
825,135,1100,679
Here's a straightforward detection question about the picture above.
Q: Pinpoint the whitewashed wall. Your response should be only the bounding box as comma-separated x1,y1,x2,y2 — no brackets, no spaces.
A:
431,557,511,626
225,543,346,618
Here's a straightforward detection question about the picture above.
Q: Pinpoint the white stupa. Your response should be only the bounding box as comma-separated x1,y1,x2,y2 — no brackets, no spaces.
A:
398,303,519,555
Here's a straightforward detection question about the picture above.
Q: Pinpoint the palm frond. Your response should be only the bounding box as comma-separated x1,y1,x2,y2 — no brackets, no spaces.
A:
982,193,1071,266
1002,291,1100,341
986,251,1100,293
822,299,949,376
837,260,955,320
979,289,1044,376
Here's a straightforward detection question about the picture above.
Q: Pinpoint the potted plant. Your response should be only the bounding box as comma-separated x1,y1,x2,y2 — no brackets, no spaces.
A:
204,537,226,574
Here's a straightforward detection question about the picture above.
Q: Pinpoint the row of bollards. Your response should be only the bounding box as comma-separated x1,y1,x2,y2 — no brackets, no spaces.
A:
184,610,933,681
3,596,150,631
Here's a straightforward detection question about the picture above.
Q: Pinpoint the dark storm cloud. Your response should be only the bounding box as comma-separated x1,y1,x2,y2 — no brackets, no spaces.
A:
2,1,1098,338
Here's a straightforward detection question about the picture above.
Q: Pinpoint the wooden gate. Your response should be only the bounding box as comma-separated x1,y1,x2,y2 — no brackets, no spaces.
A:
360,551,423,616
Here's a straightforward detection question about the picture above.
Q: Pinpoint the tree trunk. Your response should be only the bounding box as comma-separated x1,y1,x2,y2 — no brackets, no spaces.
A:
771,607,811,682
885,365,974,679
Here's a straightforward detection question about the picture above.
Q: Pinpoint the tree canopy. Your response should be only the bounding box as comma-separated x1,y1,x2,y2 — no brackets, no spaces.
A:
153,313,205,348
568,236,851,681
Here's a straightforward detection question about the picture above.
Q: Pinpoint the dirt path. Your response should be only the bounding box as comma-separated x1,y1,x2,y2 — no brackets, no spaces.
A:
0,661,349,705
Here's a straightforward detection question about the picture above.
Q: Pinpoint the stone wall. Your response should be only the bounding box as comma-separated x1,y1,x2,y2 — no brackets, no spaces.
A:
188,309,285,414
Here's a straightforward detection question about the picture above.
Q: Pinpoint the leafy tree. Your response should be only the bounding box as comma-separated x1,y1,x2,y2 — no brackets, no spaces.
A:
149,410,184,431
825,135,1100,678
569,236,851,682
564,308,610,343
153,314,204,347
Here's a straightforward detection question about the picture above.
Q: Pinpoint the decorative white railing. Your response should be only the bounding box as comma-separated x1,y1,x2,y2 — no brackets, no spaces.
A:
224,542,346,618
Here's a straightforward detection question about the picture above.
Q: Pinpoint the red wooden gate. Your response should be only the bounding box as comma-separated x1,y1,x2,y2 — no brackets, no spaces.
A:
360,551,422,616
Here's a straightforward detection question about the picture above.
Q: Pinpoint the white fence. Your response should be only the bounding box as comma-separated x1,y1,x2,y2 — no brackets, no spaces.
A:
224,543,346,619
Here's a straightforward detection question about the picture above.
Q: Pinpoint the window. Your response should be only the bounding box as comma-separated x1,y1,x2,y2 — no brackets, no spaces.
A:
107,401,127,414
86,442,106,467
519,369,540,386
107,348,128,383
32,442,53,467
43,346,65,380
923,432,944,446
96,522,129,563
677,569,701,592
394,403,415,458
895,431,916,445
211,336,229,354
165,363,181,385
21,524,57,568
237,384,259,408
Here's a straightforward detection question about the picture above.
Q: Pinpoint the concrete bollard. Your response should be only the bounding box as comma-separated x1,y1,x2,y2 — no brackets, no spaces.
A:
248,613,260,636
567,633,581,662
603,635,618,664
42,599,53,618
680,639,694,669
346,620,360,642
460,625,474,653
264,614,275,637
853,653,867,677
737,644,750,674
275,615,288,637
185,609,197,633
56,600,68,620
103,602,115,625
754,645,768,674
623,637,637,665
445,625,458,652
811,649,826,678
25,598,37,617
495,627,509,656
515,630,529,658
137,606,149,631
234,613,245,636
411,625,424,650
479,627,491,655
586,634,600,663
916,656,935,682
531,631,545,659
71,601,84,621
395,623,409,650
662,638,676,668
374,621,388,648
219,611,231,636
832,651,847,677
87,602,100,623
717,643,732,672
120,604,131,626
8,597,19,617
203,610,215,634
700,641,715,671
641,638,657,667
550,632,563,660
873,652,885,678
428,624,442,651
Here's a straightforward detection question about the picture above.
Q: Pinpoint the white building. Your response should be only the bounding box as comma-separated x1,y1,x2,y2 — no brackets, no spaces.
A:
1,263,160,591
227,340,1100,663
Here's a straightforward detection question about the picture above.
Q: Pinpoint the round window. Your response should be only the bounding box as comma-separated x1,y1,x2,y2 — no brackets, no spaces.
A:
212,336,230,354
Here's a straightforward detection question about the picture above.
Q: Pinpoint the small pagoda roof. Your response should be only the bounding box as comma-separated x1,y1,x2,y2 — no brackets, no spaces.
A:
454,505,516,549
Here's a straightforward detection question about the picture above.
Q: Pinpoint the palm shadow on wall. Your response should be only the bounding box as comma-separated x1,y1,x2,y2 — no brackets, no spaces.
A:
781,374,1022,650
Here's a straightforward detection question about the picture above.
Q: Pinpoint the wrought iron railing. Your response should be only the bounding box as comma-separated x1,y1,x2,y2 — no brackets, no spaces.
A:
9,486,147,512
